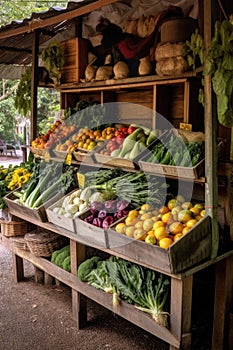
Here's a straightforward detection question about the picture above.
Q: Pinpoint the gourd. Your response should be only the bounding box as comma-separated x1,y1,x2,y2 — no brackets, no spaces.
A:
113,61,130,79
95,66,113,81
85,65,97,81
138,57,153,76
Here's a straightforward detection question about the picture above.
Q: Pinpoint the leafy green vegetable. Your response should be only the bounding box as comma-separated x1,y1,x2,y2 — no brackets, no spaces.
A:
77,256,102,282
204,19,233,128
77,255,170,327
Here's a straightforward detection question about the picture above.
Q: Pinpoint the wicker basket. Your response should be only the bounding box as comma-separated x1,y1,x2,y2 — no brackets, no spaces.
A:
10,236,30,251
0,218,33,237
24,229,68,257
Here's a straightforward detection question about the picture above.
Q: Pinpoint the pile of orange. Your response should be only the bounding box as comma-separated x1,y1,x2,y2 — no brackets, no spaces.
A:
114,197,205,249
31,120,76,149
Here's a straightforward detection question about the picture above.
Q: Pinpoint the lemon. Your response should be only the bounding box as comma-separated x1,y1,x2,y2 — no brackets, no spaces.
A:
140,203,152,211
186,219,198,228
128,209,139,218
145,235,156,245
142,218,154,232
115,223,126,234
134,229,147,241
153,220,166,230
154,226,168,240
125,226,135,237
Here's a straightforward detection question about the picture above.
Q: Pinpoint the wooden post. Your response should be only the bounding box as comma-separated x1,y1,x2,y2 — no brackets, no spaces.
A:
203,0,219,258
34,266,44,284
12,253,24,282
30,29,40,142
169,275,193,350
212,255,233,350
70,239,87,329
44,272,54,285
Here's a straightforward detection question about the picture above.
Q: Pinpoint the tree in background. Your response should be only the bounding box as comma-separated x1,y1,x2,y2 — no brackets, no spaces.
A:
0,1,68,144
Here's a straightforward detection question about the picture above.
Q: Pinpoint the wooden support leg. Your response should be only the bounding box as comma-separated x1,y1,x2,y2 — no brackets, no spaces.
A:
169,275,193,350
34,266,44,284
44,272,54,285
70,239,87,329
211,255,233,350
12,253,24,282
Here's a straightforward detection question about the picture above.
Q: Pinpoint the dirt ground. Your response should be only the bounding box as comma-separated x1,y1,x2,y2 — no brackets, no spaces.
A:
0,242,214,350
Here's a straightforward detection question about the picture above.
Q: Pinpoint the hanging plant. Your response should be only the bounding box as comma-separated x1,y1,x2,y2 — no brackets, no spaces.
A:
41,41,65,85
203,16,233,128
14,66,32,116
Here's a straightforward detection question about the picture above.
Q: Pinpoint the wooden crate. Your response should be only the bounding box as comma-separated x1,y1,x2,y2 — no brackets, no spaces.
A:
46,195,76,232
138,129,205,179
60,37,89,84
4,191,63,222
72,148,96,164
74,210,108,248
107,215,212,274
139,156,204,179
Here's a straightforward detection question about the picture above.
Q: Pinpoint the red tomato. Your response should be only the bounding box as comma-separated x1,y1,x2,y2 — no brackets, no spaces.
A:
128,126,136,134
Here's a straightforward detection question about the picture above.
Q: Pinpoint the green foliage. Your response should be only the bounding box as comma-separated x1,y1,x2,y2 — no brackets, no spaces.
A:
41,41,65,85
203,19,233,128
14,66,32,116
0,1,68,27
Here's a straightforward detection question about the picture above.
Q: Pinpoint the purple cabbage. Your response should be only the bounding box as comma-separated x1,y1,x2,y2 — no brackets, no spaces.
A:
116,200,129,212
98,210,107,219
90,201,105,214
92,217,103,227
102,216,114,229
104,200,117,213
84,214,95,223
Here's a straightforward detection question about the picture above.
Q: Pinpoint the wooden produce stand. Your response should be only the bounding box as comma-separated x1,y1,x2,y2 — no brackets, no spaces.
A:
1,1,233,350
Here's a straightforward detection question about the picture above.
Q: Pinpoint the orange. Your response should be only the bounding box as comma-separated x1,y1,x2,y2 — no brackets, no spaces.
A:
159,237,173,249
168,221,184,235
161,212,173,224
182,226,190,235
173,233,183,242
159,205,170,215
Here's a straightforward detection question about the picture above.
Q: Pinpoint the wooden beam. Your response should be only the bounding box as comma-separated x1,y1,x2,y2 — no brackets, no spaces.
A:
0,46,31,54
203,0,219,258
30,30,39,142
0,0,119,40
